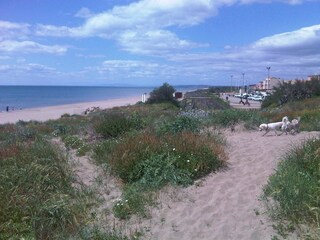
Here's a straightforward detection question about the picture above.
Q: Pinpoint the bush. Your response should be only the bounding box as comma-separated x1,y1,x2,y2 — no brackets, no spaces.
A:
263,137,320,238
157,115,201,134
262,78,320,108
95,113,145,138
147,83,177,104
96,131,226,219
100,132,226,184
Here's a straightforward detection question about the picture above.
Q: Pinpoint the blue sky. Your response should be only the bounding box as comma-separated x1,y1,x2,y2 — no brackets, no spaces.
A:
0,0,319,86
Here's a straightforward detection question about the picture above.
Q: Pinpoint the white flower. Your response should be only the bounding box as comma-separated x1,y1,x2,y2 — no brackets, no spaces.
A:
173,148,176,151
187,160,190,163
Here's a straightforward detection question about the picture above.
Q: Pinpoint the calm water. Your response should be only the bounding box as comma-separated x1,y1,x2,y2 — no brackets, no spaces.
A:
0,85,204,111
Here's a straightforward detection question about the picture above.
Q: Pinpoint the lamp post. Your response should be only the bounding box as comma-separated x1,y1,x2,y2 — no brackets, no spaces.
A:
242,73,245,93
266,67,271,91
230,75,233,92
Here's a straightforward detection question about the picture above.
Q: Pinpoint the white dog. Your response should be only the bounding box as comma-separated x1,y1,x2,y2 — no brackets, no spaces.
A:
281,116,290,135
259,116,289,136
259,122,284,136
285,117,301,134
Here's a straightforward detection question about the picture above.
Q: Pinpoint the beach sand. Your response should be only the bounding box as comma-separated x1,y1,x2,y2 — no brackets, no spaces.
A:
0,96,141,124
132,128,319,240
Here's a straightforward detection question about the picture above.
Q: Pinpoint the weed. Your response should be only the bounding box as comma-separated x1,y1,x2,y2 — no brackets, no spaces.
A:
62,135,90,156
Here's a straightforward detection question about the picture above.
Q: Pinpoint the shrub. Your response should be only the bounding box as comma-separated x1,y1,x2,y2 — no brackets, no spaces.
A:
100,131,226,184
263,137,320,238
157,115,201,134
262,78,320,108
147,83,177,104
95,113,145,138
99,131,226,219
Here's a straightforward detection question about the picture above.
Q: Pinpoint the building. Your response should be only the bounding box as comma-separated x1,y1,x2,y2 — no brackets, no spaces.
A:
307,74,320,81
255,77,283,90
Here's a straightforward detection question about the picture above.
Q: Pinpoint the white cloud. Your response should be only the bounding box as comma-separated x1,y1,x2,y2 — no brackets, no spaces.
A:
118,29,207,55
34,0,221,53
34,0,315,55
0,40,68,55
75,7,94,18
0,20,30,40
240,0,313,4
0,63,56,73
166,23,320,81
253,24,320,55
93,60,160,77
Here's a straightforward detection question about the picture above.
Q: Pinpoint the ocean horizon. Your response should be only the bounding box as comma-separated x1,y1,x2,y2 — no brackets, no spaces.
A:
0,85,207,111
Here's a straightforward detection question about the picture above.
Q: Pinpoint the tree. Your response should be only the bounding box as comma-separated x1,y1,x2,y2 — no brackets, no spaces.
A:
147,83,176,104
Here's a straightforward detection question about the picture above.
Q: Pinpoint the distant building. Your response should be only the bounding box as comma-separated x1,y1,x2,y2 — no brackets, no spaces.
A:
307,74,320,81
255,77,283,90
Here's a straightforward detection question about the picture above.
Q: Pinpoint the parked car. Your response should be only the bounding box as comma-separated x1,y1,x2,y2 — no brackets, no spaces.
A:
252,95,264,101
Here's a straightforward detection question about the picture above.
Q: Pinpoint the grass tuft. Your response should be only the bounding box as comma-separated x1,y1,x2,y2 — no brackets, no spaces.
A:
263,137,320,239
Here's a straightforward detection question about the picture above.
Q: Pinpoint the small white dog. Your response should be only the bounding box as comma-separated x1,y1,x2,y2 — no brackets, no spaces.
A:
259,122,284,136
259,116,289,136
281,116,290,135
284,117,301,134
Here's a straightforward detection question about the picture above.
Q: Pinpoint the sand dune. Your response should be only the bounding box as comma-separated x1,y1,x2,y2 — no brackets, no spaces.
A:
3,94,318,239
138,129,319,240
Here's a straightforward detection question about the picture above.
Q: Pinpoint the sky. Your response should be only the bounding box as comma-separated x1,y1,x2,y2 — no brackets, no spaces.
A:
0,0,320,87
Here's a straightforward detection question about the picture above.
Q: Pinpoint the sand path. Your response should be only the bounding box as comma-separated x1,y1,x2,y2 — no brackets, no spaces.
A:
142,130,319,240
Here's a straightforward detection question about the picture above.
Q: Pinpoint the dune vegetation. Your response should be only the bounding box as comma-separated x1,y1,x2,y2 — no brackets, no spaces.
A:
1,82,320,239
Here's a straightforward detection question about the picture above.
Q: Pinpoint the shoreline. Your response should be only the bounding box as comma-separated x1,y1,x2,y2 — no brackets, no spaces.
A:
0,96,141,124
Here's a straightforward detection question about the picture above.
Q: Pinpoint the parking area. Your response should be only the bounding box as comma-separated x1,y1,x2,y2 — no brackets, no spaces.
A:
222,94,261,109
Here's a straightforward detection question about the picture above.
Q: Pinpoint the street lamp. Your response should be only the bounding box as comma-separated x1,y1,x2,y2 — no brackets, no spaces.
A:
242,73,245,93
266,67,271,91
230,75,233,92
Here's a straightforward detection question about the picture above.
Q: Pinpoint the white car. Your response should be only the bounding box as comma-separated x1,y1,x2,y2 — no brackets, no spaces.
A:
252,95,264,101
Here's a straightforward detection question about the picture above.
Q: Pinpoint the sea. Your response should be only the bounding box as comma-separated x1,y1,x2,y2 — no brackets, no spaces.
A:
0,85,206,112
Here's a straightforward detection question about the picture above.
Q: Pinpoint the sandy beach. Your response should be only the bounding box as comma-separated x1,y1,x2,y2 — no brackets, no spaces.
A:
135,129,319,239
0,96,141,124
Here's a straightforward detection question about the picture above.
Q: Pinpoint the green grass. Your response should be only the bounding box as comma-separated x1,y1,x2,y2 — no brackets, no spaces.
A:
263,137,320,239
208,109,266,129
0,133,90,239
62,135,91,156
